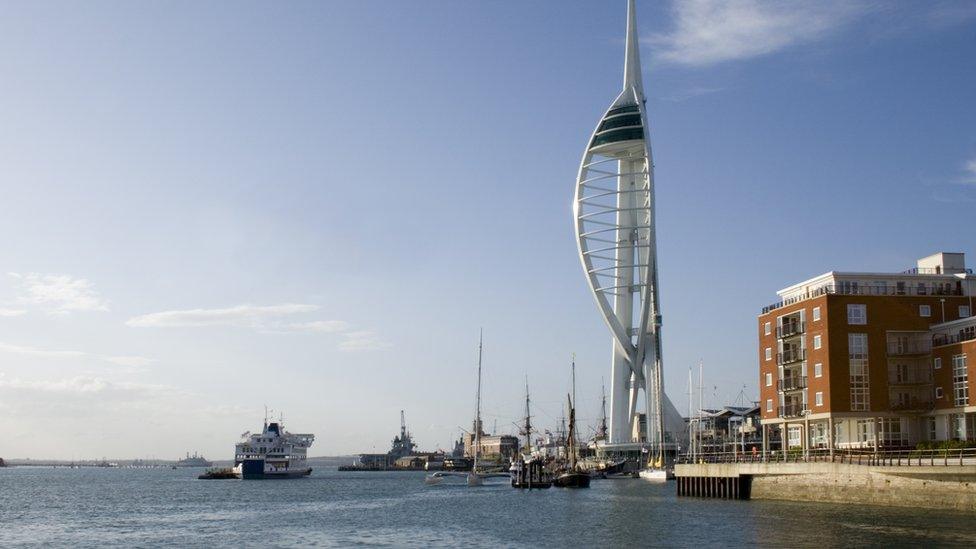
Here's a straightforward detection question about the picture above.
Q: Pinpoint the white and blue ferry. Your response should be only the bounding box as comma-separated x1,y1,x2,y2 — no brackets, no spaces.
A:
234,415,315,479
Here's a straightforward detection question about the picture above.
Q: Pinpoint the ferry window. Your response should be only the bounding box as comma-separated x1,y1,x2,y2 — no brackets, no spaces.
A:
812,307,821,322
920,305,931,317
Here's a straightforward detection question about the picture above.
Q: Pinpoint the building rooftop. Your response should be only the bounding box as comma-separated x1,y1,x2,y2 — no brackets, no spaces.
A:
762,253,975,314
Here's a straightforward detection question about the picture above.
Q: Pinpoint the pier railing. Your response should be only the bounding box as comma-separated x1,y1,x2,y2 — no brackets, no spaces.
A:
677,447,976,467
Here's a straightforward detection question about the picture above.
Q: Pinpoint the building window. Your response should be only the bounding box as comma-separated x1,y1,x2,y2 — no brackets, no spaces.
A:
764,322,771,336
920,305,931,317
856,420,874,445
765,347,772,361
815,392,824,407
936,386,944,399
848,304,867,325
934,357,942,370
849,333,869,411
813,307,821,322
813,335,822,350
766,399,773,412
953,354,969,406
765,372,772,387
927,417,937,441
961,306,972,319
788,426,802,449
814,363,823,378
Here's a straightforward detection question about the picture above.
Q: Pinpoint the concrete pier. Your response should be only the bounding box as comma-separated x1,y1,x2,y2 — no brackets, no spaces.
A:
676,462,976,511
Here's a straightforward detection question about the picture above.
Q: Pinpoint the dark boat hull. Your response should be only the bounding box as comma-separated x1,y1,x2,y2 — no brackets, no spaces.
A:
239,459,312,480
553,472,591,488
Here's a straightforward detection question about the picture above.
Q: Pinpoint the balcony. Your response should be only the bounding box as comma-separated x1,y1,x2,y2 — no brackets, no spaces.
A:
776,321,805,339
777,376,808,392
933,329,976,347
777,348,806,365
886,341,931,356
887,366,933,385
889,398,934,414
779,404,806,418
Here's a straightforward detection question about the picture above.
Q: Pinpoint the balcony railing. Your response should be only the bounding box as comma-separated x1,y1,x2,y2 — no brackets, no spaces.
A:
762,283,965,314
886,341,931,355
777,348,806,365
777,376,808,392
778,404,806,418
902,267,973,275
776,321,805,338
933,329,976,347
889,398,934,413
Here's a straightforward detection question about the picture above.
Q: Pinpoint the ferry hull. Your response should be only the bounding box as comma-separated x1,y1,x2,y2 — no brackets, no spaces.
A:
238,459,312,480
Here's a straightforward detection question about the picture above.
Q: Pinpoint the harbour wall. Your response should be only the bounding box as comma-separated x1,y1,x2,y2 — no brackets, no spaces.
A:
676,462,976,511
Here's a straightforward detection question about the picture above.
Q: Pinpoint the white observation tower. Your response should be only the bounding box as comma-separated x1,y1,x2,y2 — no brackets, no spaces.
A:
574,0,683,448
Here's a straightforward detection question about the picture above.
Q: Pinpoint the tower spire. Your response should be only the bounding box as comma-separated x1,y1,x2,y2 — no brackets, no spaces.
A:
623,0,644,100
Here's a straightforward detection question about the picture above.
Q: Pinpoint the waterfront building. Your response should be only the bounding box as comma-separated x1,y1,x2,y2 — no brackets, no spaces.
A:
758,252,976,451
690,406,763,453
574,0,684,449
463,419,519,461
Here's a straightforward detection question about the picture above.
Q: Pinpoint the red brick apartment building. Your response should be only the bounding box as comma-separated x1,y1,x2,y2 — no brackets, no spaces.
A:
758,252,976,451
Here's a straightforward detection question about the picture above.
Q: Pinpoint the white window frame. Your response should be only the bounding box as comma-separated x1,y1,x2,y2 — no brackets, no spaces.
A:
765,347,772,362
813,307,821,322
764,322,771,336
765,372,772,387
814,362,823,378
848,304,867,325
919,304,931,318
815,391,824,407
934,357,942,370
813,335,822,350
935,386,944,399
766,399,773,412
960,306,971,319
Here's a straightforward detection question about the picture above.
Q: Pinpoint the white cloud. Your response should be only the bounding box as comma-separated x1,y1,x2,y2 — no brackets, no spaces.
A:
281,320,350,333
8,272,109,314
962,157,976,184
0,341,153,370
0,308,27,317
661,85,725,102
126,303,319,328
338,330,391,352
651,0,870,67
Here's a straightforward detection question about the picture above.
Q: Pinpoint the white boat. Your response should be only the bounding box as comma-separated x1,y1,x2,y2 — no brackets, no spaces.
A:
426,330,489,488
638,468,667,482
234,411,315,479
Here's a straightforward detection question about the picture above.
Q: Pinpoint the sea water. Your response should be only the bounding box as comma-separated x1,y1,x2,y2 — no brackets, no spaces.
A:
1,467,973,547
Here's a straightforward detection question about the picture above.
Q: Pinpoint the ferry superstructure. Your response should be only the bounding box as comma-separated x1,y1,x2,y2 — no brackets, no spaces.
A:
234,416,315,479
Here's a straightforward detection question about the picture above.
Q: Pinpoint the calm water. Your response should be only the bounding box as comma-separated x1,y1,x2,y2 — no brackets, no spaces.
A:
1,467,973,548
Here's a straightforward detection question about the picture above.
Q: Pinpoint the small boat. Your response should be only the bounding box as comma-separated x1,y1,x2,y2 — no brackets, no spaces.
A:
637,468,667,482
553,471,590,488
198,466,241,480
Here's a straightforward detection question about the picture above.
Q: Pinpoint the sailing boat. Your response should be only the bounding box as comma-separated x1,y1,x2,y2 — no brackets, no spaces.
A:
467,330,485,486
425,330,498,487
638,354,668,482
554,357,590,488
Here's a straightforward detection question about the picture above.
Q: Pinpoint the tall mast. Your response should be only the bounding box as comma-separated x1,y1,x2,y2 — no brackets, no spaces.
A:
522,376,532,455
473,329,483,472
567,394,577,470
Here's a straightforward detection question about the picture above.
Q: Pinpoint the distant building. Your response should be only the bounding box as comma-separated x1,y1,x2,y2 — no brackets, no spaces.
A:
463,420,519,461
689,406,762,452
758,252,976,451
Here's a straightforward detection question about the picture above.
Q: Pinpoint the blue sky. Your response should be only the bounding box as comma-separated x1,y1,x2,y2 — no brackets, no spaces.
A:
1,0,975,459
